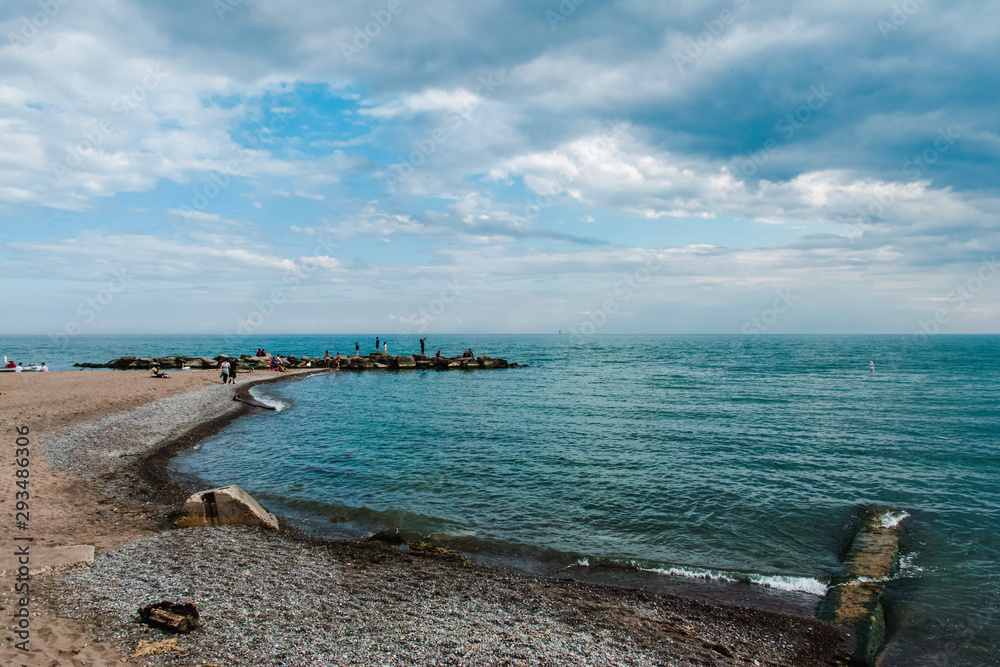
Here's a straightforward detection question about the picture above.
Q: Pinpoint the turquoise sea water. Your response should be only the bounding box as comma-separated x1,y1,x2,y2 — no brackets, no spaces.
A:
4,334,998,664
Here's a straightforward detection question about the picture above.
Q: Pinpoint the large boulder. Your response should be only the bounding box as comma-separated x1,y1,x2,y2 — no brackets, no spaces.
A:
173,485,278,530
395,356,416,368
349,356,373,369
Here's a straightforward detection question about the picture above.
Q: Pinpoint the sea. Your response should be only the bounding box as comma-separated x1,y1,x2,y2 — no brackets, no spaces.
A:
3,333,998,665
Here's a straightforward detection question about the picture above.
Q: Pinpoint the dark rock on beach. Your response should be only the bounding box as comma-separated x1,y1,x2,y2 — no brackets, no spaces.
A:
137,601,199,634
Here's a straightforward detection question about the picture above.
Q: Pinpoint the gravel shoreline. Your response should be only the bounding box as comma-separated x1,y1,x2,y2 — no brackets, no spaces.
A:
33,371,847,666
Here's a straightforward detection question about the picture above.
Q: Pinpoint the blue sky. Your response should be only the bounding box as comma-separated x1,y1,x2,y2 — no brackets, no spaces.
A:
1,0,998,336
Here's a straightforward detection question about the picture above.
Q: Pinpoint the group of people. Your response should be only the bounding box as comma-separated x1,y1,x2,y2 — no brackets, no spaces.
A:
4,361,48,372
218,359,239,383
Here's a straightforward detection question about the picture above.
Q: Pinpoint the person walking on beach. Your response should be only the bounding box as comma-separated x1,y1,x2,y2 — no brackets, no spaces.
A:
420,338,426,354
219,359,230,383
229,358,237,384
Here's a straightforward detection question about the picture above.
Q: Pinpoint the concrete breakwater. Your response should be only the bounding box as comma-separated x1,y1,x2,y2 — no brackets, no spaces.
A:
820,505,904,666
74,353,519,371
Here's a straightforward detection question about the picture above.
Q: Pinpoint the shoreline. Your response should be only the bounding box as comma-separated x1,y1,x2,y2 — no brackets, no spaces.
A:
4,369,847,665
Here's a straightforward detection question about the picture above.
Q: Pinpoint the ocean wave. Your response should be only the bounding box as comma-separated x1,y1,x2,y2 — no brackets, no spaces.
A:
894,552,925,578
249,387,290,412
878,510,910,529
639,565,829,596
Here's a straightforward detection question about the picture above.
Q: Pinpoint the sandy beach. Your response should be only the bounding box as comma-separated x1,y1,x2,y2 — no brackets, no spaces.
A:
2,369,846,666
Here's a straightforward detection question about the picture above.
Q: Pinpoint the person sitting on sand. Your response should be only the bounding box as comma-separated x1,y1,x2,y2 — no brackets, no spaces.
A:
150,366,170,378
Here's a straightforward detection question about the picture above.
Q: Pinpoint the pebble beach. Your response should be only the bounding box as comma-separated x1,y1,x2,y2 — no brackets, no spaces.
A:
2,369,846,665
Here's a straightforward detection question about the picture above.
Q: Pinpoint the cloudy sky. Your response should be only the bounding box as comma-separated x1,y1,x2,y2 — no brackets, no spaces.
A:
1,0,998,336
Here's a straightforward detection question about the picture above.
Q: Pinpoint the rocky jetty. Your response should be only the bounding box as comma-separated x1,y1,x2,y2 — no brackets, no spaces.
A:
74,353,520,371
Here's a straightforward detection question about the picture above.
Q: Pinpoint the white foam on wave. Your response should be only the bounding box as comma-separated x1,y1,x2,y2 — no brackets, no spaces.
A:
643,566,737,584
895,552,925,578
878,510,910,529
641,566,829,596
249,387,289,412
751,574,829,596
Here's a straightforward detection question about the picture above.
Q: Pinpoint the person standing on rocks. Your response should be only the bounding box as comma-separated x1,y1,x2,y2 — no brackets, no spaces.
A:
420,338,426,354
355,342,360,355
375,336,379,353
383,342,388,354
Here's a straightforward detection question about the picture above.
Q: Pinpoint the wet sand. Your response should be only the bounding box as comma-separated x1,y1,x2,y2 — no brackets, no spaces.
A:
1,369,846,666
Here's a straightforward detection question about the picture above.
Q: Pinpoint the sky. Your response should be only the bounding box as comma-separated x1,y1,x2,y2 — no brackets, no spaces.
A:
1,0,998,337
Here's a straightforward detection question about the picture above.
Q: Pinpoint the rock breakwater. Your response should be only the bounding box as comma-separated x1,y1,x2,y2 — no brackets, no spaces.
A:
74,353,519,371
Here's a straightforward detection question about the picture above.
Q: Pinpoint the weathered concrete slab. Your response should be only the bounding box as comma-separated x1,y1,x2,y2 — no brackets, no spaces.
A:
174,484,278,530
